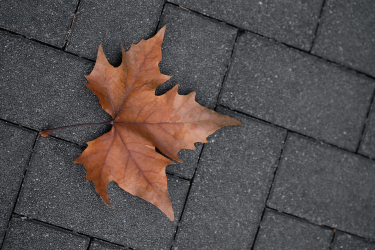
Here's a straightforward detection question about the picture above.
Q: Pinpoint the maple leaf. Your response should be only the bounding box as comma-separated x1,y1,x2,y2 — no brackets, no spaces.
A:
41,26,242,221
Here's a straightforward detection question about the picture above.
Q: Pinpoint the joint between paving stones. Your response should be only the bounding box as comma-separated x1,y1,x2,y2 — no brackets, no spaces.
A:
0,134,38,249
250,132,288,250
2,3,372,83
328,229,336,250
218,104,375,163
62,0,82,51
355,87,375,154
169,140,209,249
214,29,240,111
165,1,375,81
0,118,39,135
265,206,334,231
265,204,375,245
0,27,95,63
309,0,327,53
153,0,168,36
11,212,130,249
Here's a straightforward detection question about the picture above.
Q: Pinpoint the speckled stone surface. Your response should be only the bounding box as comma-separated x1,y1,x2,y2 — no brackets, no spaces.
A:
253,209,333,250
89,239,129,250
173,107,286,249
157,4,237,109
158,4,237,179
311,0,375,77
66,0,164,65
331,232,375,250
219,32,374,151
359,102,375,159
0,121,36,246
2,217,89,250
0,0,78,48
168,0,323,50
1,1,375,249
0,30,112,145
268,134,375,240
15,136,190,250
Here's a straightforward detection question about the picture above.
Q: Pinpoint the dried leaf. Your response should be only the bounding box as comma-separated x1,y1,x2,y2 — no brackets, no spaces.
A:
48,27,242,220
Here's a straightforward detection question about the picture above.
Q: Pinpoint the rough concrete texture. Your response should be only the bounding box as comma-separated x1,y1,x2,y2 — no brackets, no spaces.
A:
219,32,374,151
268,134,375,240
2,217,89,250
0,121,36,243
15,136,190,250
66,0,164,65
0,232,3,247
0,0,78,48
165,144,203,180
90,239,128,250
0,30,112,145
312,0,375,77
158,4,237,179
158,4,237,109
253,209,333,250
169,0,323,50
173,107,286,249
359,101,375,159
331,232,375,250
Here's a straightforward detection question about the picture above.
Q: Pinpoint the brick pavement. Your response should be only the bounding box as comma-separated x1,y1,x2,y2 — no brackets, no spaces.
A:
1,0,375,249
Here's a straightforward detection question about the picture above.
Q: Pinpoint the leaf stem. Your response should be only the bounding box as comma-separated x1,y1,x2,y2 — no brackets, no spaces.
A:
40,121,113,137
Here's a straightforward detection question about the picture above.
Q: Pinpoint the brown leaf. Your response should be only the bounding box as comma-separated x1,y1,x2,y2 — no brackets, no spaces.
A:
74,26,242,221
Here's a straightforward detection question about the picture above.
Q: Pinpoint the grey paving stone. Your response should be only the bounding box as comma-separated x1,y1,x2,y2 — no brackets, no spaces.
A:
268,134,375,240
0,30,112,145
15,136,190,250
158,5,237,179
331,232,375,250
219,32,374,151
165,144,203,180
173,107,286,249
169,0,323,50
253,209,333,250
311,0,375,77
2,217,89,250
158,4,237,109
90,239,128,250
66,0,164,65
0,121,36,245
359,101,375,159
0,0,78,48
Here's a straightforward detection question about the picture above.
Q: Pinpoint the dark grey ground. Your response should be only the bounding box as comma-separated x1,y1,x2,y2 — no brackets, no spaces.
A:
0,0,374,249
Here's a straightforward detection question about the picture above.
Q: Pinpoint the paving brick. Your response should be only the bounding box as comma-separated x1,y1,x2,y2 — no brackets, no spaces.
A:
90,239,128,250
66,0,164,65
331,232,375,250
15,136,190,250
0,30,112,145
165,145,203,180
2,217,89,250
268,134,375,240
0,0,78,48
157,5,237,179
311,0,375,77
253,209,333,250
219,32,374,151
173,107,286,249
359,101,375,159
0,121,36,245
158,4,237,109
169,0,323,50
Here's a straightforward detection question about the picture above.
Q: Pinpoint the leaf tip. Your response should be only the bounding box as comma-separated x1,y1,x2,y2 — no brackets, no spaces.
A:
40,129,52,137
155,25,167,41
